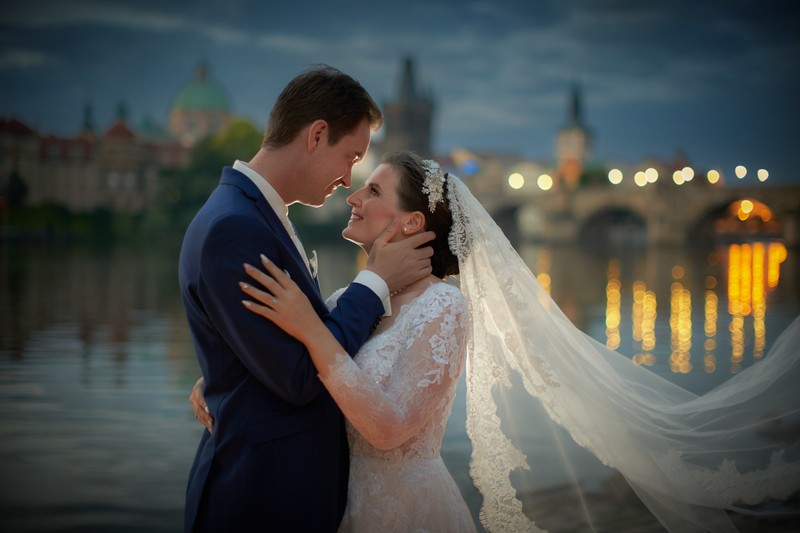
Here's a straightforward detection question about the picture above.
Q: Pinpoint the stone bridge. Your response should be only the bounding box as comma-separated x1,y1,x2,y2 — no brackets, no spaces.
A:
476,183,800,246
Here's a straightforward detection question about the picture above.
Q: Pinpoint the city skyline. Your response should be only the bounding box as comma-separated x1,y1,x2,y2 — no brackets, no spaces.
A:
1,0,798,185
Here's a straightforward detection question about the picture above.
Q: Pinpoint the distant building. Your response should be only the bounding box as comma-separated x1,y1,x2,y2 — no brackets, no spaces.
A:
169,63,232,147
555,82,592,190
380,57,435,159
1,63,232,214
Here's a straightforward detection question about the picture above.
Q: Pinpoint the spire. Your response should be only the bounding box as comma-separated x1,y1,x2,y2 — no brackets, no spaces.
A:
382,56,434,158
398,57,417,102
116,101,128,122
567,82,584,129
196,61,208,82
82,102,94,132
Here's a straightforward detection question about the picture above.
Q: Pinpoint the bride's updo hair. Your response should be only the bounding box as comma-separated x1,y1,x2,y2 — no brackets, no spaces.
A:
382,150,460,279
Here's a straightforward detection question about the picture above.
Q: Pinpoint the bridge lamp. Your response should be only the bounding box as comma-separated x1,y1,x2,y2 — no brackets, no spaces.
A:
645,167,658,183
672,170,685,185
737,199,754,221
757,169,769,182
537,174,553,191
634,171,647,187
508,172,525,190
681,166,694,181
707,170,720,184
735,165,747,179
608,169,623,185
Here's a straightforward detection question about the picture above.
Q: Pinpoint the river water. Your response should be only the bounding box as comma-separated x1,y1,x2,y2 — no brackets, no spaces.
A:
0,237,797,532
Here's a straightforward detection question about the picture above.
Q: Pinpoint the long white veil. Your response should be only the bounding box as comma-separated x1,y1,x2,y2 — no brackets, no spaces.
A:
444,173,800,532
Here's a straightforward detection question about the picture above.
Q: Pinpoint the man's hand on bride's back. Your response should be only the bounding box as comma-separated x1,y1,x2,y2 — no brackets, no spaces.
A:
367,218,434,292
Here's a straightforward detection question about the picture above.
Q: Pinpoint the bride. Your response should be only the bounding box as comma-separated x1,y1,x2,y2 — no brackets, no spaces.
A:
195,150,800,532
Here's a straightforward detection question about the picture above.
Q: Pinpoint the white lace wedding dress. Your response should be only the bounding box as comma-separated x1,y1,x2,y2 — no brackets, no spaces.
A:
324,282,476,533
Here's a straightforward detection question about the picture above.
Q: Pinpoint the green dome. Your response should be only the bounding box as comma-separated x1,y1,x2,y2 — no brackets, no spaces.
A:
173,64,231,112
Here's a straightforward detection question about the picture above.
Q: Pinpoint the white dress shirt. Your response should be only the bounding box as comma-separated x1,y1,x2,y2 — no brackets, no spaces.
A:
233,160,392,315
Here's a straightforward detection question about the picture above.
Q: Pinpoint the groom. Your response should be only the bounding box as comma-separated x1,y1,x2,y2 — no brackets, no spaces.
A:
179,66,435,532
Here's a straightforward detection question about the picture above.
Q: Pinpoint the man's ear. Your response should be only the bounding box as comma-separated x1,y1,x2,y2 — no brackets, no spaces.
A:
307,119,328,152
401,211,426,235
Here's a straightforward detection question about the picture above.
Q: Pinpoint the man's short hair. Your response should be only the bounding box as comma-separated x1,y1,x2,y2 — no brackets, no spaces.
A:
263,65,383,148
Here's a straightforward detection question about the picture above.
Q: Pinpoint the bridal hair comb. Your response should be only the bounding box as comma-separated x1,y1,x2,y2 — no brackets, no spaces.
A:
421,159,446,213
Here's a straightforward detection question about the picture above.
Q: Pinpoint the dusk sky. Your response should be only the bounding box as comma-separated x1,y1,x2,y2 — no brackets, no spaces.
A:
2,0,798,185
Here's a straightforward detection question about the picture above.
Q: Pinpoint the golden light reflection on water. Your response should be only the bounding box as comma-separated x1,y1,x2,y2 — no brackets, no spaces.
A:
599,241,788,374
726,242,786,372
669,279,693,373
605,260,621,350
704,281,718,373
768,242,787,288
753,244,766,360
535,250,553,295
630,280,657,367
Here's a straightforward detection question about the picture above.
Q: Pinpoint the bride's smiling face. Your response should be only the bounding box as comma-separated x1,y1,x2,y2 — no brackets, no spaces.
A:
342,163,408,252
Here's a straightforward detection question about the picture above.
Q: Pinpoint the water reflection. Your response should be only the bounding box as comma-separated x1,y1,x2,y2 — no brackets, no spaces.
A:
0,243,202,532
527,241,795,379
0,239,797,531
631,280,657,364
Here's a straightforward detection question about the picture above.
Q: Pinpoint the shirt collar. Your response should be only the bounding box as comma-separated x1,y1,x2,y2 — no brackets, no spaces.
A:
233,160,288,221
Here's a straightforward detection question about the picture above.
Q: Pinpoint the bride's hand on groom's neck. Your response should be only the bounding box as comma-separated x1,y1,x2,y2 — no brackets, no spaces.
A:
367,218,435,293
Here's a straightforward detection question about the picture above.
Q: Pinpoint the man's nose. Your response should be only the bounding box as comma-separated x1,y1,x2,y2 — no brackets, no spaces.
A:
340,168,353,188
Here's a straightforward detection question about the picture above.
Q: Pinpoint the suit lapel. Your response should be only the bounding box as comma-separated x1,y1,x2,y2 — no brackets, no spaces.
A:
221,167,321,297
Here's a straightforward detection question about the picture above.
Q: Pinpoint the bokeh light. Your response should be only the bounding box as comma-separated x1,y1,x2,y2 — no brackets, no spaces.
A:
608,168,623,185
537,174,553,191
508,172,525,189
461,159,479,176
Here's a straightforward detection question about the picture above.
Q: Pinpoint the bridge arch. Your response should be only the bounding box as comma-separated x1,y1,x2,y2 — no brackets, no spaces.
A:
577,206,648,247
688,197,783,244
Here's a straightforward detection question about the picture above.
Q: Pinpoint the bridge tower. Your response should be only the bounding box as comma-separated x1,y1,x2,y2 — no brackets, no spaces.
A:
381,57,435,159
556,82,592,190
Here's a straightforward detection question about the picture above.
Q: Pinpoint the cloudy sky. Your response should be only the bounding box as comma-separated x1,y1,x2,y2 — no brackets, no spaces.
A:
2,0,798,184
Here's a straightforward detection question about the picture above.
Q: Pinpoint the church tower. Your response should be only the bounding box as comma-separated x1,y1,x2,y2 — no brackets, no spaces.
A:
79,102,96,142
381,57,434,159
556,82,592,190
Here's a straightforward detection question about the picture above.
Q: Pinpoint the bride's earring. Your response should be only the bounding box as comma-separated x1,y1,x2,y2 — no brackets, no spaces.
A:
402,226,408,234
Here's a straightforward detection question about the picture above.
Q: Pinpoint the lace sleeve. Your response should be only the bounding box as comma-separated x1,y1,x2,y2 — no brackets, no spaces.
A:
325,287,346,312
319,286,468,450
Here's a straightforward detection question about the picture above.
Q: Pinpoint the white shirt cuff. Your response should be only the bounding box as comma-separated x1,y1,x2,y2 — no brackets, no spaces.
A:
354,270,392,316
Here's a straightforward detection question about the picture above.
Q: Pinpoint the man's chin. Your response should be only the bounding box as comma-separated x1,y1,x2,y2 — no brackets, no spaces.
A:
309,190,337,208
297,198,325,208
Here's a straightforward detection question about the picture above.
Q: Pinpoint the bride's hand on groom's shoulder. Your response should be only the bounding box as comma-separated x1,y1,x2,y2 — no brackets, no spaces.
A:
367,218,435,293
240,255,320,343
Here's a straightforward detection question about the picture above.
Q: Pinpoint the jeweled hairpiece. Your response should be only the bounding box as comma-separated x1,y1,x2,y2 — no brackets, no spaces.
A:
421,159,446,213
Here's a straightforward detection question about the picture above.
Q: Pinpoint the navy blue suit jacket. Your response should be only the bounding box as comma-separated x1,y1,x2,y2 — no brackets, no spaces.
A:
179,167,383,532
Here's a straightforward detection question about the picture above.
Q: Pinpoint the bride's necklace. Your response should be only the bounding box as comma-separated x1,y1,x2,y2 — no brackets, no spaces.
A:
390,285,407,297
391,277,437,298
